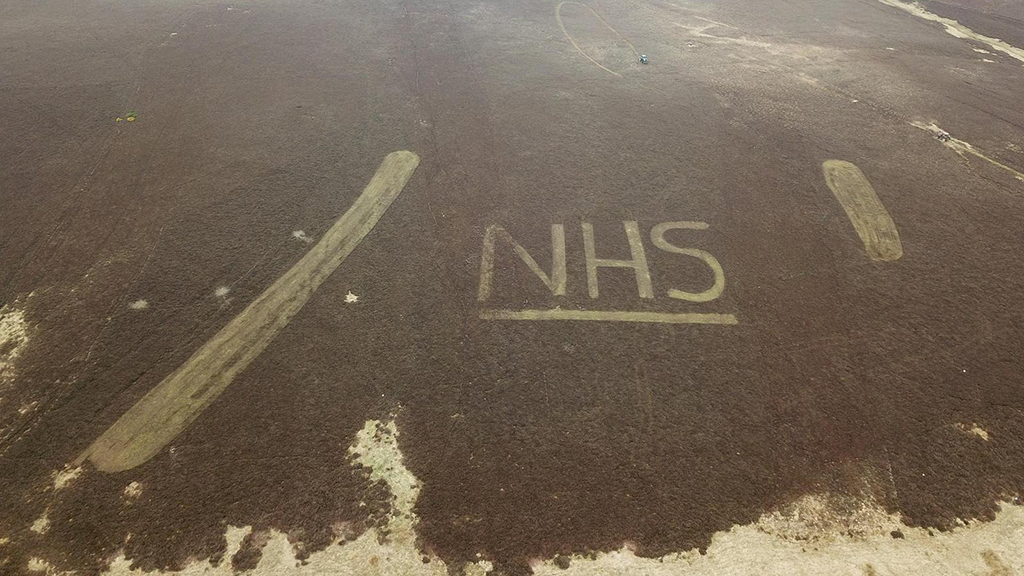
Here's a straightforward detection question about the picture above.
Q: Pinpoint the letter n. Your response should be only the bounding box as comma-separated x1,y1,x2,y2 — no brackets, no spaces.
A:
477,225,567,301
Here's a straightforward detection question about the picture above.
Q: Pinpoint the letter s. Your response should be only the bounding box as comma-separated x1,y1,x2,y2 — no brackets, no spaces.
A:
650,221,725,303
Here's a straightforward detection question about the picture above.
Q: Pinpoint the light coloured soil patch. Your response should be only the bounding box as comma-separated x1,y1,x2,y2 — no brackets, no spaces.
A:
878,0,1024,63
86,418,1024,576
52,467,82,491
913,121,1024,182
0,305,29,391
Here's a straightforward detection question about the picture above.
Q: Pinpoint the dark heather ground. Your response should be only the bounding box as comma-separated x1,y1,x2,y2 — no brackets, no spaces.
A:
2,0,1024,573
